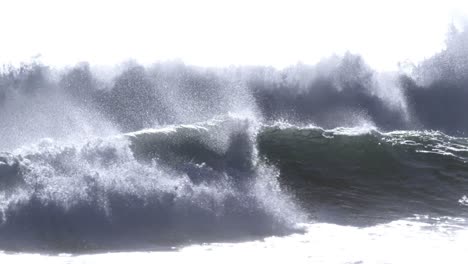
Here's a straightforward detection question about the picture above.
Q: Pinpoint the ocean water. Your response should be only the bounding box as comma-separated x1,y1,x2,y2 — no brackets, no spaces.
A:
1,36,468,262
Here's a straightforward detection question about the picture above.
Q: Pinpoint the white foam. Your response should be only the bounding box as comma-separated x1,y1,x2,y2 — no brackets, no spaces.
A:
2,218,467,264
460,196,468,206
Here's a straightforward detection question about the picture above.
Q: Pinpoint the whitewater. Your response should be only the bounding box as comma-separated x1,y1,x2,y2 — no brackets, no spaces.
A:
1,26,468,263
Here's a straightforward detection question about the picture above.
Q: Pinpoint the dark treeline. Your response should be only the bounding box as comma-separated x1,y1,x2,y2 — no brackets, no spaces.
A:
1,25,467,135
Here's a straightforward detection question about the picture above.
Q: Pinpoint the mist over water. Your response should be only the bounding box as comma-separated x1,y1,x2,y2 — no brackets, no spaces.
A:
2,24,468,141
0,24,468,256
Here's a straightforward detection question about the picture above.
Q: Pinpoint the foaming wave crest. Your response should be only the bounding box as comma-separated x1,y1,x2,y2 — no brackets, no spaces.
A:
0,116,304,252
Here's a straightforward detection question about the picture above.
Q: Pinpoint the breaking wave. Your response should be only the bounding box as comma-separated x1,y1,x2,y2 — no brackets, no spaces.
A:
1,115,468,251
0,116,303,252
0,24,468,253
258,124,468,225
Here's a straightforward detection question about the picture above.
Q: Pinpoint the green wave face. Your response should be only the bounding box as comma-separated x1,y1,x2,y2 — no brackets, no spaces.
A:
258,126,468,225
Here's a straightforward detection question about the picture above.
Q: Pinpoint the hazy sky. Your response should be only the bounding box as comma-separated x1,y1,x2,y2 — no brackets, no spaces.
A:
0,0,467,71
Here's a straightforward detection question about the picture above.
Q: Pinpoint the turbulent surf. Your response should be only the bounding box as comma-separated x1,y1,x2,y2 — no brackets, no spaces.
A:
0,115,467,252
1,26,468,259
